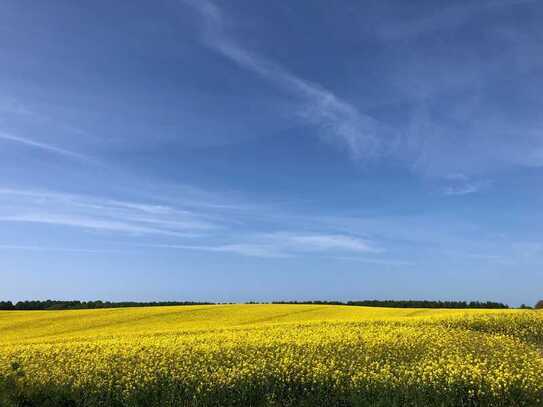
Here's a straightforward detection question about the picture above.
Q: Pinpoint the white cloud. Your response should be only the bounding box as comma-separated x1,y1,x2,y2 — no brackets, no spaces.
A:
181,0,543,178
443,184,480,196
148,243,290,258
0,213,191,236
331,256,415,266
0,131,90,161
104,200,173,215
0,244,129,254
277,233,382,253
377,0,535,41
143,232,381,258
182,0,389,159
0,188,219,236
442,177,490,196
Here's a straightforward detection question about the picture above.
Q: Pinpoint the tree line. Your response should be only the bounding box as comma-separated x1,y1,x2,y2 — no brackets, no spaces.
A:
2,299,541,311
0,300,213,311
271,300,512,309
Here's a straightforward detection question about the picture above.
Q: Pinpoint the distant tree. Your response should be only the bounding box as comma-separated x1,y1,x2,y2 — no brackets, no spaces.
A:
0,299,512,311
536,300,543,309
271,300,509,309
0,301,14,310
7,300,214,310
519,304,532,309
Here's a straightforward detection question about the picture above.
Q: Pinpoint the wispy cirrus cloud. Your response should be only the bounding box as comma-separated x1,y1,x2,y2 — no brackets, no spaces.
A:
331,256,415,266
0,214,194,237
443,183,481,196
0,188,400,260
441,174,491,196
146,243,291,258
0,188,175,216
0,244,131,254
182,0,543,179
145,232,382,258
378,0,536,41
0,131,90,162
182,0,391,159
0,188,219,237
278,233,381,253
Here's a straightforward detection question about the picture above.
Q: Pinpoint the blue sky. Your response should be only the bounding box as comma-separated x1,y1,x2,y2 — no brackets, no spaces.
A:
1,0,542,305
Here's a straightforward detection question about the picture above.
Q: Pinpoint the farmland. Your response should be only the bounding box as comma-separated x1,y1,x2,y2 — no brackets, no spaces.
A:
1,304,542,406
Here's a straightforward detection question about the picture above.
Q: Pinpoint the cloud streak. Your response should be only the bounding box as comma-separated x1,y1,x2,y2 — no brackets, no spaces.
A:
0,244,131,254
183,0,390,159
443,184,481,196
442,175,490,196
378,0,536,41
144,232,382,258
146,243,291,258
0,131,90,162
0,214,194,237
0,188,219,237
182,0,543,178
283,234,380,253
0,189,395,260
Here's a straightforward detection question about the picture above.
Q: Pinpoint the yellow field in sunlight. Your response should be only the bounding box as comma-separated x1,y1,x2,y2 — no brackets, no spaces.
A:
1,305,542,406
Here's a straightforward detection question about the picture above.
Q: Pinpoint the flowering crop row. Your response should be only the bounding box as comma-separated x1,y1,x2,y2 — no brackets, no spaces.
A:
1,305,542,406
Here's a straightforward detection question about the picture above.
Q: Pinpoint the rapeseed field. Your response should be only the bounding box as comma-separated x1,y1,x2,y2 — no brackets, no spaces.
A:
1,304,542,406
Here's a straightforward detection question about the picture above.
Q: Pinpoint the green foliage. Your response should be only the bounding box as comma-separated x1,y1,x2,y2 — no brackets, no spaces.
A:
0,299,512,311
0,300,213,311
273,300,510,309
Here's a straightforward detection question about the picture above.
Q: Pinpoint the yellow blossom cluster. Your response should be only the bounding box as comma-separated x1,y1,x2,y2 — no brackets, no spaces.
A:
0,304,542,406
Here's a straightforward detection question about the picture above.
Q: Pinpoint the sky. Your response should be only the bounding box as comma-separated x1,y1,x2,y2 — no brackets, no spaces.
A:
1,0,542,306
